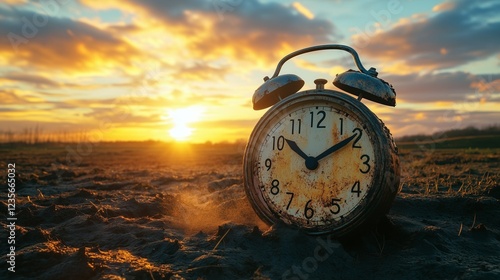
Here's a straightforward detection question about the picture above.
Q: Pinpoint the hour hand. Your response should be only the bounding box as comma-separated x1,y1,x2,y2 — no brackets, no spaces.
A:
284,138,308,160
285,139,320,170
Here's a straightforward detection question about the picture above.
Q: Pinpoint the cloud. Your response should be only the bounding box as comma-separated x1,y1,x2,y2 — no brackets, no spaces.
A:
0,108,21,113
388,108,500,136
432,1,456,12
0,88,120,111
196,118,258,129
83,107,161,125
0,89,54,105
0,71,139,91
470,74,500,94
193,118,259,141
112,92,228,110
171,62,230,81
2,0,27,5
385,72,500,103
327,71,500,104
187,0,337,65
81,0,338,66
355,0,500,71
76,91,238,125
0,72,59,88
0,89,32,104
0,5,144,73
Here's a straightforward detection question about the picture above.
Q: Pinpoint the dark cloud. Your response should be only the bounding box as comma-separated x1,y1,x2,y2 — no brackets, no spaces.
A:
385,72,500,103
0,6,143,72
105,24,141,33
0,72,59,88
117,0,338,64
0,71,138,90
0,108,21,112
329,71,500,104
357,0,500,70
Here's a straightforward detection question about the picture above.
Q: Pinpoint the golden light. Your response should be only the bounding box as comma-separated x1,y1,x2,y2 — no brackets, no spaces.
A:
166,106,205,141
169,125,193,141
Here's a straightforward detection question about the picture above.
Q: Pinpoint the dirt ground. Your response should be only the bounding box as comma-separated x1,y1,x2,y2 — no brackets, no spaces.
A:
1,142,499,279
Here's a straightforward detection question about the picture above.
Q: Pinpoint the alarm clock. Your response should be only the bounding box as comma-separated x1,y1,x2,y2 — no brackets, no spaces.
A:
243,44,400,237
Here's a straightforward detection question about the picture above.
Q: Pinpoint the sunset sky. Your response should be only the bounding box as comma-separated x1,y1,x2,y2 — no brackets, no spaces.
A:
1,0,499,143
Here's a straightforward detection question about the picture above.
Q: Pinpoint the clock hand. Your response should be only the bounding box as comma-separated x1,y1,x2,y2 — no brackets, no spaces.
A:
315,134,357,162
284,139,308,160
285,138,319,170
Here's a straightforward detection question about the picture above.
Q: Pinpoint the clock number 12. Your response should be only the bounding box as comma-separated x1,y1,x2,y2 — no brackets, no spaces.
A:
310,111,326,128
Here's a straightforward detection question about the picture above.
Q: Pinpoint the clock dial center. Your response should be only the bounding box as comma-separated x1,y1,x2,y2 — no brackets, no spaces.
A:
305,156,318,170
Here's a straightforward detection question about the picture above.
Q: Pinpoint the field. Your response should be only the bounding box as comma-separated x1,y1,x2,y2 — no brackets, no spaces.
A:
1,140,499,279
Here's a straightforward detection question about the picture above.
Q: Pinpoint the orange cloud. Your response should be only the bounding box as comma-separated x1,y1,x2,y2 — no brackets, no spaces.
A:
0,7,144,74
79,0,337,67
470,78,500,93
414,112,426,120
432,1,455,12
0,90,30,104
3,0,26,4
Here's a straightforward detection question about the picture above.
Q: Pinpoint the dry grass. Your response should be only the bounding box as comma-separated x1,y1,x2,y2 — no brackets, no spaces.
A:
399,148,499,196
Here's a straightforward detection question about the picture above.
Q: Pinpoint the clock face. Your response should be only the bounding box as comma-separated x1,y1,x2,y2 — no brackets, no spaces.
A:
245,91,386,234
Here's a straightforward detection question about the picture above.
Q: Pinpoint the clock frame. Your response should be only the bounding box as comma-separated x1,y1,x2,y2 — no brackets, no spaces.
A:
243,44,400,237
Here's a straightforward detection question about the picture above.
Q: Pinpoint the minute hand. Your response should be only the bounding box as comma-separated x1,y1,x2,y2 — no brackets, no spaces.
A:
315,134,357,161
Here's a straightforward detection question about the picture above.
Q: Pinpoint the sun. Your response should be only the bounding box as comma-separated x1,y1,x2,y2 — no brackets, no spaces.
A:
166,106,205,141
169,124,193,141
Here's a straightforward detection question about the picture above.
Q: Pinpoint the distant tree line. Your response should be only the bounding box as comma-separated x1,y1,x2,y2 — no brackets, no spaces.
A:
397,125,500,143
0,125,89,144
1,124,498,145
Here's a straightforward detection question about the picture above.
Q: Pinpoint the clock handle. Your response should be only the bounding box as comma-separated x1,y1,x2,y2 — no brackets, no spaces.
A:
264,44,378,81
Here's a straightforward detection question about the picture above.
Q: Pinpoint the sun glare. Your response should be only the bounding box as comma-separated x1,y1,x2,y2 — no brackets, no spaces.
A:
167,106,205,141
